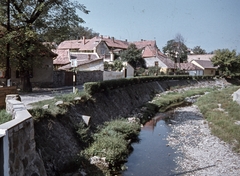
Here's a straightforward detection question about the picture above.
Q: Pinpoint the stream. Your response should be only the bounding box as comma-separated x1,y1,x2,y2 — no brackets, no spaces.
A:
123,113,178,176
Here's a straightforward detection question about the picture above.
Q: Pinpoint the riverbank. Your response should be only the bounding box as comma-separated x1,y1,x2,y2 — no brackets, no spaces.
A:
167,105,240,176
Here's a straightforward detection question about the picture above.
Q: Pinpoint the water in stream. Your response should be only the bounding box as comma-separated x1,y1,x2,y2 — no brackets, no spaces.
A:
123,113,178,176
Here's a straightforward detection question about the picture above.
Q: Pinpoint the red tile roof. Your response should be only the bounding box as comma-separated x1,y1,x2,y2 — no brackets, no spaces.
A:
57,39,90,49
101,36,129,49
70,53,99,63
58,53,102,70
79,36,101,51
192,60,217,69
187,54,215,62
133,40,156,49
53,49,70,65
158,55,175,69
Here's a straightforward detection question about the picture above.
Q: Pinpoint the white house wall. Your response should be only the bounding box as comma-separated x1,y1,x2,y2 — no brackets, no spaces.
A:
103,71,124,80
144,57,168,68
188,70,203,76
77,60,104,71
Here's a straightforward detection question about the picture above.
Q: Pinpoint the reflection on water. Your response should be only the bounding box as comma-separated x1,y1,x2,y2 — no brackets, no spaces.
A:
123,113,177,176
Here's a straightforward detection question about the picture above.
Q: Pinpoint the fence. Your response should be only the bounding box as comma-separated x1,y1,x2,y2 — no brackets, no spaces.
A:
0,87,18,109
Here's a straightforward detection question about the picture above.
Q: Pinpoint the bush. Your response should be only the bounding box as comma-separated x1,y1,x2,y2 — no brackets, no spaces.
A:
0,110,12,124
84,75,214,95
82,119,140,170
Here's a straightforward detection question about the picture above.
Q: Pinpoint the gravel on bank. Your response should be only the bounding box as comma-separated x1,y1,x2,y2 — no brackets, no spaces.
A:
167,105,240,176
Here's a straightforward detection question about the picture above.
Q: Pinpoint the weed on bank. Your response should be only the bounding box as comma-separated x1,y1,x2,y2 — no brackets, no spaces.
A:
0,110,12,125
196,86,240,153
81,119,141,174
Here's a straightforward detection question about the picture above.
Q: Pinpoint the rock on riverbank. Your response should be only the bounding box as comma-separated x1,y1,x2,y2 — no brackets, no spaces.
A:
167,105,240,176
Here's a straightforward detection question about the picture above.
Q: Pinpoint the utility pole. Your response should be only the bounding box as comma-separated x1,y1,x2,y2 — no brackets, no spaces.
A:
6,0,11,86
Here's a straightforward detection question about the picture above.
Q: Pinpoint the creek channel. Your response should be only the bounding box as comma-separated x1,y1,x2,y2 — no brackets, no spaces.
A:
123,111,178,176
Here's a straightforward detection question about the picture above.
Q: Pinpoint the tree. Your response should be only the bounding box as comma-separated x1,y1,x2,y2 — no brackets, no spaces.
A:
68,26,99,41
40,25,99,44
120,44,146,70
0,0,89,91
211,49,240,76
162,33,188,63
192,46,206,54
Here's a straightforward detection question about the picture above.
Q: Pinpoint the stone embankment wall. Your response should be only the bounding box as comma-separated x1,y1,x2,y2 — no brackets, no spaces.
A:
35,78,215,175
0,96,46,176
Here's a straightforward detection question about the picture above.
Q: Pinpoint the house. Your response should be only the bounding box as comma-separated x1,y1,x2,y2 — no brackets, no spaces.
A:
79,36,129,62
187,54,215,63
57,37,91,51
132,40,175,74
103,62,134,80
191,60,217,76
0,45,57,88
53,49,70,70
177,62,203,76
58,52,104,71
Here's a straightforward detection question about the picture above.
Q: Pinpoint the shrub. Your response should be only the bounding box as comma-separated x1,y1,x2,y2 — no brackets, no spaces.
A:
82,119,140,170
0,110,12,124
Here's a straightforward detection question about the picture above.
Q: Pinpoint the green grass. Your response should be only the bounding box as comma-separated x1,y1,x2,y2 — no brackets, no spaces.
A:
196,86,240,153
81,119,140,172
29,90,91,120
141,87,216,120
0,110,12,124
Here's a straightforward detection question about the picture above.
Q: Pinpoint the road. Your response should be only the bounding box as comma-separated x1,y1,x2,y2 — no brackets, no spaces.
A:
19,85,84,109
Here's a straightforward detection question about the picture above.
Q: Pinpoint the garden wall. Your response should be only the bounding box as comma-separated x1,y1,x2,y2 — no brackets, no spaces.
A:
53,70,103,87
0,87,18,109
0,98,46,176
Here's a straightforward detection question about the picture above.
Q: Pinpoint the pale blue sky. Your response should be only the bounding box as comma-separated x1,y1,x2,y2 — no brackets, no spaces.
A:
79,0,240,53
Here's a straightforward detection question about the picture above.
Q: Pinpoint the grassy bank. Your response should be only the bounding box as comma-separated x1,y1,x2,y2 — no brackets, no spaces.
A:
80,119,140,175
140,87,215,123
29,90,91,120
196,86,240,153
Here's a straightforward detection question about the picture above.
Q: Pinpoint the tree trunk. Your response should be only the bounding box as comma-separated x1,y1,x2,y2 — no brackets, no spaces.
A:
20,70,32,92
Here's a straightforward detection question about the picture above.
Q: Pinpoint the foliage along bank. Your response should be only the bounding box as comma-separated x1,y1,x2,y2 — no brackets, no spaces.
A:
32,76,216,175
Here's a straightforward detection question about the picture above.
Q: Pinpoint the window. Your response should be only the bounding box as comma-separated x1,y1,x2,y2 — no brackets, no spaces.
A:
101,49,105,55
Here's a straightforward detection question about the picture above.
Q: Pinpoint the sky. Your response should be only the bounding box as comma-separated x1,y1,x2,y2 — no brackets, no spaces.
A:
78,0,240,53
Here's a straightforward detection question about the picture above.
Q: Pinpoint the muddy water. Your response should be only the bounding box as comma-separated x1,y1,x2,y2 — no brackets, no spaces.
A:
123,113,177,176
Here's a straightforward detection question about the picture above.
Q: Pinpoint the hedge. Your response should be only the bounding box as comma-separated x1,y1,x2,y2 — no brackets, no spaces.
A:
84,75,214,95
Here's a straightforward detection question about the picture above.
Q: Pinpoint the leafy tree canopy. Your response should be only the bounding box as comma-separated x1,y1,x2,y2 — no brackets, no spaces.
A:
120,44,145,69
162,33,188,63
0,0,89,91
211,49,240,76
192,46,206,54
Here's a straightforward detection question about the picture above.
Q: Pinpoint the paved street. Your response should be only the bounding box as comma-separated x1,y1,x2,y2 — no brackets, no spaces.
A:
19,85,84,108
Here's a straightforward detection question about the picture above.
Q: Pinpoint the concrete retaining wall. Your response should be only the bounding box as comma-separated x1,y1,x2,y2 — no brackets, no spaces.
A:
0,96,46,176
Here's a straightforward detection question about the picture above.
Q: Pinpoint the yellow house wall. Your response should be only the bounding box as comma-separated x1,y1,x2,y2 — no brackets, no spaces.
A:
204,69,216,76
0,57,53,87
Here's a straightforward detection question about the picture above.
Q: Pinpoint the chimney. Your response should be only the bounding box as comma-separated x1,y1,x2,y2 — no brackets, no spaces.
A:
112,37,114,42
83,36,85,45
125,39,128,42
100,35,103,39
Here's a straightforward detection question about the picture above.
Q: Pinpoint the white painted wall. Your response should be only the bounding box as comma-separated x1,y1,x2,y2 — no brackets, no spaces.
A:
144,57,167,68
103,71,124,80
188,70,203,76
